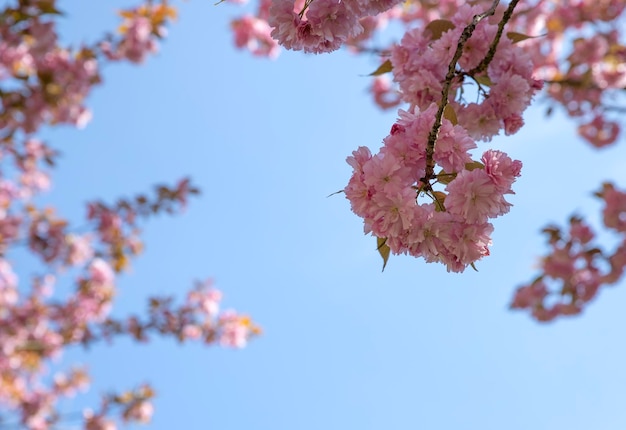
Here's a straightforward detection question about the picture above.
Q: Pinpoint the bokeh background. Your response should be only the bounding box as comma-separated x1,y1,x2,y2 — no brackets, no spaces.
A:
32,1,626,428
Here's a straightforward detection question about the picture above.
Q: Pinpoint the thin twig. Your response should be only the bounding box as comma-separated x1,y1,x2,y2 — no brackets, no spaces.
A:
603,104,626,113
469,0,522,76
422,0,500,183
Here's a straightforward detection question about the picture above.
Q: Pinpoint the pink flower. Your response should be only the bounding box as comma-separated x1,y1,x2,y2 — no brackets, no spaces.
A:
369,75,401,110
510,281,548,309
348,0,403,16
115,17,158,63
0,259,18,307
346,146,372,173
88,258,115,286
489,73,532,120
578,116,620,147
369,187,416,238
362,152,412,194
269,0,305,51
308,0,362,45
182,324,202,340
481,150,522,192
599,183,626,232
85,413,117,430
446,169,512,224
65,234,94,266
218,311,251,348
231,15,280,58
503,114,525,135
345,172,374,218
123,400,154,424
433,121,476,173
569,218,594,244
441,221,494,267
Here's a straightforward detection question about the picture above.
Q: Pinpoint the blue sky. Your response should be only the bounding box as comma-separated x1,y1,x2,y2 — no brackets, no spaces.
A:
26,1,626,429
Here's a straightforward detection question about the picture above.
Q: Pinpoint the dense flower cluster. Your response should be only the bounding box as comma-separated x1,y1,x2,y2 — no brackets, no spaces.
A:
511,184,626,321
100,3,176,63
0,12,98,134
268,0,402,53
226,0,626,146
0,180,260,429
346,104,523,272
391,6,542,139
229,0,543,272
224,0,626,319
344,3,537,272
231,15,280,58
382,0,626,147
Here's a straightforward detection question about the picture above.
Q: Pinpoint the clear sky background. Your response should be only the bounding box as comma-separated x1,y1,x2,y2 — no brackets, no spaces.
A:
27,1,626,429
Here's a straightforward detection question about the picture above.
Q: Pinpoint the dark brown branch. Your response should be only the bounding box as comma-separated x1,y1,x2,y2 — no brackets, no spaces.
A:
468,0,521,76
423,0,500,182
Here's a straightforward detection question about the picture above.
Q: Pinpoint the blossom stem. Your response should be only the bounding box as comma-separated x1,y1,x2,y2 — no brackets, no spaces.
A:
468,0,522,76
423,0,500,184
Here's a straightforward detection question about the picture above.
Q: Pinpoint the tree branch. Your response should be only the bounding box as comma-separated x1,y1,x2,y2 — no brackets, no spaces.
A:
469,0,521,76
423,0,500,183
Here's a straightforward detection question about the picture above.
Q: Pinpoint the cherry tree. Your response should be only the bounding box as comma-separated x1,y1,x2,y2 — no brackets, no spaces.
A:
224,0,626,321
0,1,259,428
2,0,626,427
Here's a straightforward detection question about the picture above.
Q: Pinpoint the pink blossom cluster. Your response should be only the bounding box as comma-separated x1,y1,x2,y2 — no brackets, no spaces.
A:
402,0,626,146
0,203,259,428
100,4,176,64
512,183,626,322
0,16,98,134
390,5,542,141
345,102,522,272
228,0,626,145
120,281,260,349
369,75,401,110
0,261,116,428
221,0,626,320
0,258,114,424
344,11,395,52
0,1,258,427
231,15,280,58
268,0,402,53
228,0,276,57
344,3,540,271
0,138,56,258
189,288,259,348
373,0,626,146
84,384,154,430
17,139,54,196
127,279,261,349
546,30,626,147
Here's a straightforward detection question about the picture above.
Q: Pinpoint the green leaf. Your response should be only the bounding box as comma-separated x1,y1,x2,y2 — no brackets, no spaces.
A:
506,32,544,44
368,59,393,76
376,237,390,272
474,74,493,87
443,104,458,125
424,19,455,41
432,191,447,212
470,262,479,272
464,161,485,171
40,6,64,15
436,169,457,185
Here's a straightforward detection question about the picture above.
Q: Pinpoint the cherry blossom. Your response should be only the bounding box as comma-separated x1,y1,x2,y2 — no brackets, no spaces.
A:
0,1,259,428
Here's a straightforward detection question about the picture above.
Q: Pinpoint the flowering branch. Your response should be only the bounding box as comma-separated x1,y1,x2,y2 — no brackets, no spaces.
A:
468,0,521,76
423,0,500,184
